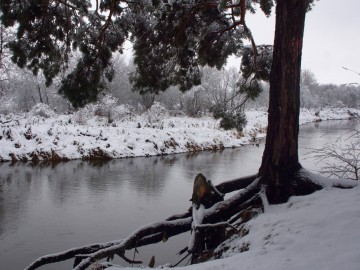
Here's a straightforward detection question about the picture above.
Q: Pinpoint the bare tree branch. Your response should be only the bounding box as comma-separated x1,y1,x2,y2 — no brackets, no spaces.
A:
310,130,360,181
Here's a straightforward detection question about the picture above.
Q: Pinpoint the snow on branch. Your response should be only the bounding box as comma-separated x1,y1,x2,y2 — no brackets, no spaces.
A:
298,168,357,189
73,217,192,270
25,240,123,270
25,174,260,270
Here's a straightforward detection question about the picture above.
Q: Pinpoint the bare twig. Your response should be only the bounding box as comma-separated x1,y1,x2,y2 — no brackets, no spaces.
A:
309,130,360,180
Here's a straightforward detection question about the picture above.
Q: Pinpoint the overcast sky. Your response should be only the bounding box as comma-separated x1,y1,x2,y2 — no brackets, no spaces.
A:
243,0,360,85
118,0,358,85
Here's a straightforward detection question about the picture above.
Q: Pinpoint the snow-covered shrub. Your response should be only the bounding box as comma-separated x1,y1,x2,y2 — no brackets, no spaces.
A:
95,95,136,122
111,104,135,122
212,104,247,132
182,87,210,116
156,86,182,110
143,102,169,124
140,93,156,110
0,97,16,115
220,112,247,132
94,95,118,117
73,104,95,125
73,95,136,125
28,103,56,118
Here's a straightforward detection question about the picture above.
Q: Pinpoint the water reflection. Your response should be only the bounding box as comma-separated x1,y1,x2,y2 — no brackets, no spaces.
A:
299,119,359,171
0,119,358,270
0,147,265,269
0,166,34,239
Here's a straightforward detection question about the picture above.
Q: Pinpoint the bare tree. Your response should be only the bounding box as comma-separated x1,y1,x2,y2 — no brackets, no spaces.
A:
311,130,360,180
0,21,12,92
301,69,318,89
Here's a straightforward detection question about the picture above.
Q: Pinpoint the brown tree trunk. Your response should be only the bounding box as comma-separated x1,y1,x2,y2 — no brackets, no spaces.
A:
259,0,318,203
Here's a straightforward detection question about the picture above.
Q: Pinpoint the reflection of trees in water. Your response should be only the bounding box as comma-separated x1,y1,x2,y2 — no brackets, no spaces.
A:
187,151,229,180
113,157,169,196
0,148,264,241
300,119,360,174
0,156,177,221
299,120,359,152
0,164,35,238
159,155,179,166
301,119,358,135
179,148,265,183
0,183,4,237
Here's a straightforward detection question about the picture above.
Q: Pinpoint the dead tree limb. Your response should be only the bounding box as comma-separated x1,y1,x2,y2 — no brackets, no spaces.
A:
26,172,356,270
188,175,262,263
202,178,261,224
25,170,357,270
25,174,259,270
297,168,357,189
25,240,123,270
25,217,192,270
215,174,258,194
73,217,193,270
30,170,356,269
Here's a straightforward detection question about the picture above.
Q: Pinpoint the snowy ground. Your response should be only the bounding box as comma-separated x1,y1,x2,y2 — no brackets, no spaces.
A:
0,103,359,162
106,178,360,270
3,104,359,270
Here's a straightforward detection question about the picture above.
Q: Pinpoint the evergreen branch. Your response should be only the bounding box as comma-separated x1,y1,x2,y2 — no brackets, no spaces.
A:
54,0,85,13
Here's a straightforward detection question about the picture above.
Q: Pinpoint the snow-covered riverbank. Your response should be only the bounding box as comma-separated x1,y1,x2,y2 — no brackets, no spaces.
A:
0,104,359,162
105,182,360,270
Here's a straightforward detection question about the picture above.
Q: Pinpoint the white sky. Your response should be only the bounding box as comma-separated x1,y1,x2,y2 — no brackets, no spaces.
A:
242,0,360,85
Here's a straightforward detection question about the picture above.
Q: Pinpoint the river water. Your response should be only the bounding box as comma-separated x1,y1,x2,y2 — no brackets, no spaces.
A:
0,119,358,269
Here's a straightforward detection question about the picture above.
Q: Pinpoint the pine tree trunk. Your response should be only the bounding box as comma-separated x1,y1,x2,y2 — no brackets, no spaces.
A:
259,0,313,203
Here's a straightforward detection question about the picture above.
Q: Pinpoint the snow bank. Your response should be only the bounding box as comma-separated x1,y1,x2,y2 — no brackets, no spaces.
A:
299,108,359,125
0,105,358,162
107,184,360,270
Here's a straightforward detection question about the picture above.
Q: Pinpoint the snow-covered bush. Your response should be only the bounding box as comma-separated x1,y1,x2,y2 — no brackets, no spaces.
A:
73,95,136,125
212,103,247,132
28,103,56,118
0,97,17,115
95,95,135,122
73,103,99,125
110,104,135,122
220,111,247,132
93,95,118,116
143,102,169,124
156,86,182,110
73,108,90,125
182,87,210,116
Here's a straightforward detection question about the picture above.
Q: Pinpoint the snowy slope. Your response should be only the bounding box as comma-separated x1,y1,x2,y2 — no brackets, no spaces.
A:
0,104,359,162
3,104,359,270
107,183,360,270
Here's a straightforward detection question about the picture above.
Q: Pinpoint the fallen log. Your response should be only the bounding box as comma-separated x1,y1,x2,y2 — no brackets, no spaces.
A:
25,173,261,270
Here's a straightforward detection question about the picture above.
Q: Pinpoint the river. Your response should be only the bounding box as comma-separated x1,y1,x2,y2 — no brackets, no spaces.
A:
0,119,358,269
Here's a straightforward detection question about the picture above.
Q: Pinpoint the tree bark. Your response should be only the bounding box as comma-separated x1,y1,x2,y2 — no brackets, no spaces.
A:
259,0,319,203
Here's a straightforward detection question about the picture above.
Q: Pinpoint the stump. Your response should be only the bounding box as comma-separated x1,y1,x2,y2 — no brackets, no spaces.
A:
190,173,225,263
191,173,224,209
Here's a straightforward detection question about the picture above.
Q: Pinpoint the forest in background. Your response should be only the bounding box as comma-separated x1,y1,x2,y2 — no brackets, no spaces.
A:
1,31,359,117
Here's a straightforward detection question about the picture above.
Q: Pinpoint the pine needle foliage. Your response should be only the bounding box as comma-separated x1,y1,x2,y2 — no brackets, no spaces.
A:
1,0,276,108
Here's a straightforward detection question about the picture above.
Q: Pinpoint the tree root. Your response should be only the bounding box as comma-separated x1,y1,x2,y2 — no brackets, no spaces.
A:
298,168,357,189
25,170,356,270
25,240,123,270
25,174,258,270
